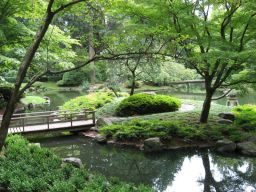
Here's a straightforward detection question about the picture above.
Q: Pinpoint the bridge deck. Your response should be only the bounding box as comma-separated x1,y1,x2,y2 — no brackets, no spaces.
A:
1,109,96,135
8,119,94,134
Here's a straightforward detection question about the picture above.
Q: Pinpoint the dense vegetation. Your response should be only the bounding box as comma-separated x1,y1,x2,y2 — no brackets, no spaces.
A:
60,92,115,111
0,135,152,192
232,105,256,131
116,94,181,117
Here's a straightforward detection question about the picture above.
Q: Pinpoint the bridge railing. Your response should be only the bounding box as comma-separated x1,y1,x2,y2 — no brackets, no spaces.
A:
2,109,96,133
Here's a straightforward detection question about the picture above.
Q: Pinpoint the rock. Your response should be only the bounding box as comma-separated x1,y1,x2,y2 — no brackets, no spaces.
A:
247,136,256,142
90,126,99,132
29,143,41,147
96,118,113,127
142,91,156,95
95,134,107,144
218,118,233,124
0,186,7,192
62,157,83,168
218,112,235,121
237,141,256,156
143,137,164,152
216,139,236,153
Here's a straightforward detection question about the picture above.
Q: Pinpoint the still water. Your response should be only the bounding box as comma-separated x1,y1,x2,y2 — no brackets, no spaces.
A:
39,135,256,192
31,89,256,112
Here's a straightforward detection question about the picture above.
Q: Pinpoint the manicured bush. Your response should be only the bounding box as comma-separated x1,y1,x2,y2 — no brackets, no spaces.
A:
0,135,152,192
60,92,115,111
232,105,256,131
116,93,181,116
57,71,87,87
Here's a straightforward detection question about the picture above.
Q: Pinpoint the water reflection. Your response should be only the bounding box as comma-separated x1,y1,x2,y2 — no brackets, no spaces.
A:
38,136,256,192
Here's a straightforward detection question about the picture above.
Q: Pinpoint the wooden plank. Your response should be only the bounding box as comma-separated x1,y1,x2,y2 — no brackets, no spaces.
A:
8,120,94,134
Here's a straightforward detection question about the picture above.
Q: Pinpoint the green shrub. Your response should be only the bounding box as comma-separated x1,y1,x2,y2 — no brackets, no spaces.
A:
60,92,114,111
57,71,87,87
0,135,152,192
100,119,180,141
124,81,141,89
80,80,90,91
232,105,256,131
20,96,47,105
116,93,181,116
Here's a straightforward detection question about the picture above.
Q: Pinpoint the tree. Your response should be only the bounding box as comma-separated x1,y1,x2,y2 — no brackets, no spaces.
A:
163,0,256,123
0,0,87,151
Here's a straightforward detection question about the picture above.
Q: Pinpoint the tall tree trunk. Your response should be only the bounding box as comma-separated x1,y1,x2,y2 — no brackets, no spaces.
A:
200,88,214,123
88,21,96,84
130,72,136,96
0,12,54,150
201,152,219,192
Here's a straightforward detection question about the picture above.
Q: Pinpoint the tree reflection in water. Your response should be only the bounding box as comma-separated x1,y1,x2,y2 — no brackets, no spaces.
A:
39,136,256,192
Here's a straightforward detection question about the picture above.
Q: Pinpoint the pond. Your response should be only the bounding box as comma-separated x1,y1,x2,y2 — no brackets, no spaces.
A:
38,135,256,192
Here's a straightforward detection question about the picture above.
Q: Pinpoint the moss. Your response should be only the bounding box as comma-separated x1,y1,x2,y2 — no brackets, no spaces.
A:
116,93,181,117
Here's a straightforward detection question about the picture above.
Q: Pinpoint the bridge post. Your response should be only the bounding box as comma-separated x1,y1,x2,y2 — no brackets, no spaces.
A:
22,118,25,132
92,111,96,125
70,113,73,127
47,116,50,129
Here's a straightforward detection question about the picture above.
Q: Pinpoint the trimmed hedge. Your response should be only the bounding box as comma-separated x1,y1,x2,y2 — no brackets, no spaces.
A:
115,93,181,116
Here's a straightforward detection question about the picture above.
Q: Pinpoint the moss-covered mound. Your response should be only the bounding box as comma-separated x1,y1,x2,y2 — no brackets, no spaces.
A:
115,93,181,116
60,92,114,111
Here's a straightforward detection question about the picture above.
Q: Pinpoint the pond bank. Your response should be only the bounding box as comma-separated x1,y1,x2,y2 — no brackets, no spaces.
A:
38,135,256,192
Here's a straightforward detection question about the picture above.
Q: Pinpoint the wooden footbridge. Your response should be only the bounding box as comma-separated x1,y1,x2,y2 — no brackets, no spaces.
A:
0,109,96,134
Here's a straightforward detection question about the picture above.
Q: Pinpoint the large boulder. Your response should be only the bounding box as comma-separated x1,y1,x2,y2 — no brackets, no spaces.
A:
95,134,107,144
218,112,235,121
96,118,113,127
143,137,164,152
218,119,233,125
237,141,256,157
62,157,83,168
216,139,236,153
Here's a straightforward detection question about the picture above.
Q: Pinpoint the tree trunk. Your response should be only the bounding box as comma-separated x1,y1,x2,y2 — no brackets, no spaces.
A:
201,152,219,192
88,21,96,84
0,13,54,151
130,73,136,96
199,89,214,123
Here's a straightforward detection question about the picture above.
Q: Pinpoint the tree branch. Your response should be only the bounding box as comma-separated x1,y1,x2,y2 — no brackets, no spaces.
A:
211,89,232,100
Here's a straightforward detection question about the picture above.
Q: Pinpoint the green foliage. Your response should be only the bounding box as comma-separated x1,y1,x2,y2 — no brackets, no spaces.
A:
100,114,254,142
60,92,114,111
80,80,90,91
232,105,256,131
20,96,46,105
96,97,125,118
116,93,181,116
100,119,180,141
125,81,141,89
0,135,152,192
57,71,87,87
142,60,199,86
